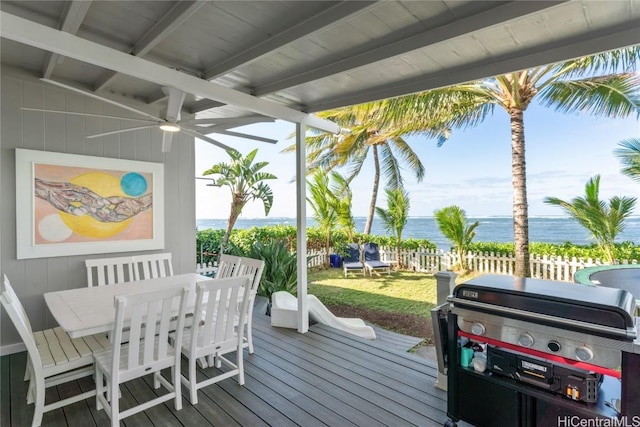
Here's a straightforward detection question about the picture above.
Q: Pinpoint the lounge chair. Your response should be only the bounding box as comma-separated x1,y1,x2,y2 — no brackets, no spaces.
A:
342,243,365,277
363,242,391,276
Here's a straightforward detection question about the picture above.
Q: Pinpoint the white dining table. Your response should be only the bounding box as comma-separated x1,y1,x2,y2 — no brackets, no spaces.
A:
44,273,210,339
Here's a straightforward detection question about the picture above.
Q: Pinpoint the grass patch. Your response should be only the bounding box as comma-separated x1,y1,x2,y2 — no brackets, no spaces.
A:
308,269,438,316
307,268,478,341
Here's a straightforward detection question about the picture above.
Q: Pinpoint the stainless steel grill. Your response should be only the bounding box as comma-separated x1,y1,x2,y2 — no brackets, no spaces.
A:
435,274,640,427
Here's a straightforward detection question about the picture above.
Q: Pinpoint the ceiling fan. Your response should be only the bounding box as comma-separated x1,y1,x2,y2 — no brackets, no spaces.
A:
22,79,277,152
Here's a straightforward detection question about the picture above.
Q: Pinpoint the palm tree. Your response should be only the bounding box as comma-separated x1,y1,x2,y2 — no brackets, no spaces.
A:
202,149,276,255
375,188,410,268
330,172,357,242
372,47,640,277
544,175,636,264
284,105,447,235
307,171,339,267
615,138,640,182
434,206,479,270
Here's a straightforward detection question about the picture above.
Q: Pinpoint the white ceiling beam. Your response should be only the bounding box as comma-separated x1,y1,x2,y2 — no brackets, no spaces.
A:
254,1,567,97
43,0,92,78
0,11,339,133
186,99,225,114
307,21,640,112
94,1,207,92
203,0,379,79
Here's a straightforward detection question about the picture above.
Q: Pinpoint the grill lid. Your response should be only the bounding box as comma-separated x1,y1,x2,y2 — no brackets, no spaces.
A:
452,274,636,333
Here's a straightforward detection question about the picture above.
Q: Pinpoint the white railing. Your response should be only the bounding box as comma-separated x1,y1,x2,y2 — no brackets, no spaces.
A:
412,250,638,282
195,261,217,276
309,246,638,282
199,245,638,282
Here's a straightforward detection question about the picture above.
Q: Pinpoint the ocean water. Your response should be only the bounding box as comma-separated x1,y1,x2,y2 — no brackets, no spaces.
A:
197,216,639,250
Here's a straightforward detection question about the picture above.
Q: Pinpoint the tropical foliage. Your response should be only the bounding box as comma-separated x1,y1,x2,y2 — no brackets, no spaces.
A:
544,175,636,264
467,241,640,262
365,46,640,277
615,138,640,182
307,171,339,267
283,105,447,235
434,206,479,269
228,239,299,305
202,149,276,254
375,188,411,268
196,226,436,265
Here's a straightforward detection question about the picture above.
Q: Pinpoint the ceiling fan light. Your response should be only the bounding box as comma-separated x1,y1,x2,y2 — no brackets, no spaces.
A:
160,123,181,132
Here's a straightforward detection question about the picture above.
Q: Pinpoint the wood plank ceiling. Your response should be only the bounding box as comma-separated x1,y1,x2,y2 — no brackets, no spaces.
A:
1,1,639,126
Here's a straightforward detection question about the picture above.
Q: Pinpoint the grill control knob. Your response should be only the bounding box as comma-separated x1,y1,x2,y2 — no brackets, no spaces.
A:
518,333,534,348
575,346,594,362
547,340,561,352
470,323,486,336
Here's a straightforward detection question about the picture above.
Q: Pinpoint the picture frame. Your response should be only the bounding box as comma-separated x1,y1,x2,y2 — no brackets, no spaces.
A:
16,149,164,259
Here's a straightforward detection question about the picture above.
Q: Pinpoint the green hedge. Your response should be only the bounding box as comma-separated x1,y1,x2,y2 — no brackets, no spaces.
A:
468,241,640,261
197,226,639,264
196,225,437,263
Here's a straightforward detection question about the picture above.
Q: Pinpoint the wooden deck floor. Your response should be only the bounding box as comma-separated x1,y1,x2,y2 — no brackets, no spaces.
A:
1,300,447,427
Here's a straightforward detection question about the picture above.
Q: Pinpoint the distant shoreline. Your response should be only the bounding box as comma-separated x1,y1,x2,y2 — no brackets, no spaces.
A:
197,216,639,249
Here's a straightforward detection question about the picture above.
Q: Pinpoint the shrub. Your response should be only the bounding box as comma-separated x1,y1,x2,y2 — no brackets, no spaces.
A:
228,239,299,302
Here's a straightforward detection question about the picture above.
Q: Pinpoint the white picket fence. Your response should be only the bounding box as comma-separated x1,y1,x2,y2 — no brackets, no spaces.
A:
306,246,639,282
199,246,638,282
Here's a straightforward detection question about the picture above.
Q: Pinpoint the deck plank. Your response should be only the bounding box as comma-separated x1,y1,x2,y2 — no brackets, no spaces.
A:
2,303,446,427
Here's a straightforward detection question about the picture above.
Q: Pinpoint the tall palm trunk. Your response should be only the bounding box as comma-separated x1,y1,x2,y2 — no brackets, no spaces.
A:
220,196,245,255
509,108,531,277
364,145,380,235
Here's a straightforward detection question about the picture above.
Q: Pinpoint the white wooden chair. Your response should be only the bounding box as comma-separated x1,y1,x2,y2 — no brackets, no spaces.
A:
216,254,241,278
0,275,109,427
85,256,135,287
132,252,174,280
179,276,252,404
235,257,265,354
94,285,189,426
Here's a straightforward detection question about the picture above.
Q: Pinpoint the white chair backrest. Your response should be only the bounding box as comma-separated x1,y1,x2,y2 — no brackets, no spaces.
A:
0,275,40,367
132,253,174,280
189,276,251,353
236,257,265,297
110,286,188,374
85,256,135,287
216,254,241,279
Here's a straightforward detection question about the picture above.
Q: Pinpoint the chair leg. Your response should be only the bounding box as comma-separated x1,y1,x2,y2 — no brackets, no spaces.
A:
31,375,45,427
27,376,35,404
172,362,182,410
109,376,119,427
96,366,104,411
189,356,198,405
237,348,245,385
154,371,160,389
246,314,254,354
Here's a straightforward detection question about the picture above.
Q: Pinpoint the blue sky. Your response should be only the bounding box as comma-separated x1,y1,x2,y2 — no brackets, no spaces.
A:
195,99,639,219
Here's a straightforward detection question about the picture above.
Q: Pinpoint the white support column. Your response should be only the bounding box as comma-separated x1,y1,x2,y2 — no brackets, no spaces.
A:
295,120,309,333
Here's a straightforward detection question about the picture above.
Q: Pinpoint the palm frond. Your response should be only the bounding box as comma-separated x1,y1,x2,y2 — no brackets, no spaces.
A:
538,73,640,118
378,143,403,191
615,138,640,182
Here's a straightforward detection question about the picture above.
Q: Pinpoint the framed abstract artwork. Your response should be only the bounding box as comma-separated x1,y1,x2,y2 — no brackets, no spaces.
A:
16,149,164,259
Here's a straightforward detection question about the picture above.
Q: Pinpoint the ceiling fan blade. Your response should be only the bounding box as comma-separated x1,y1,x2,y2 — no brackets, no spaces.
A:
41,78,164,122
162,132,173,153
211,129,278,144
162,87,186,123
181,128,234,152
86,124,159,139
21,108,156,123
182,116,275,127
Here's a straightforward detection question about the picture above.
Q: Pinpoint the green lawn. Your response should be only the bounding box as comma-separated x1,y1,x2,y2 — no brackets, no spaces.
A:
307,269,440,318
